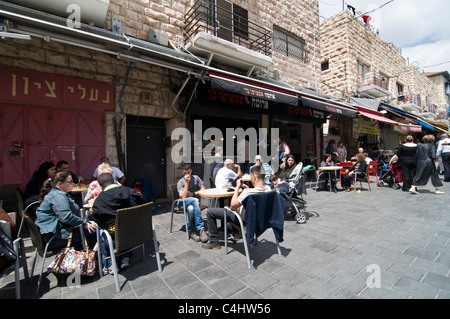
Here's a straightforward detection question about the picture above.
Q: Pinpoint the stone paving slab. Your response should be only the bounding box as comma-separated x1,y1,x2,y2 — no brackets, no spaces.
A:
1,177,449,301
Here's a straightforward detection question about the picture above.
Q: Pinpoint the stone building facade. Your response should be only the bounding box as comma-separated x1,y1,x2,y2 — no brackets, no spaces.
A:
320,10,448,154
320,10,443,113
0,0,323,196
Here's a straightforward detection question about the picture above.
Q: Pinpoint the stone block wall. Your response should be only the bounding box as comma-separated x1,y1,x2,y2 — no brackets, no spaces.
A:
320,10,442,114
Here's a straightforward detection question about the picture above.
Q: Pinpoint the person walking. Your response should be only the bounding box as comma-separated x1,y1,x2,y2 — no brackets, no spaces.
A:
390,135,418,192
409,135,444,195
436,133,450,182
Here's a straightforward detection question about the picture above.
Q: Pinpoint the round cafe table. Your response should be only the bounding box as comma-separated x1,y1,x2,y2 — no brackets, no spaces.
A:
198,187,238,207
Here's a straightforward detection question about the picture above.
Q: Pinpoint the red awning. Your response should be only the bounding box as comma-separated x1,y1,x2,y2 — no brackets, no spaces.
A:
358,109,400,125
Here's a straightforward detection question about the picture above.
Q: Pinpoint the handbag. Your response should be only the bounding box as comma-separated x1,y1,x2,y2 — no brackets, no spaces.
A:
47,231,96,276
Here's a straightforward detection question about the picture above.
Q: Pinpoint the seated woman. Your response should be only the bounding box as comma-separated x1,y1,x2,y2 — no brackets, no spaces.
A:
24,161,56,207
35,172,97,251
277,155,296,182
341,153,367,192
317,154,336,190
84,163,120,204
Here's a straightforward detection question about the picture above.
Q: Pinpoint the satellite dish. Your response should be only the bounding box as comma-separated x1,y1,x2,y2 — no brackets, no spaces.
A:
410,61,420,70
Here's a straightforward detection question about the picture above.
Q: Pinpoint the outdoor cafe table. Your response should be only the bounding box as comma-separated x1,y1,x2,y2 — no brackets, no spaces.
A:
198,187,238,207
316,166,342,193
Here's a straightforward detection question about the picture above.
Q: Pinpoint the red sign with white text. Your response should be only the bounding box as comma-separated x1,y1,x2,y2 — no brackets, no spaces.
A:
0,65,115,110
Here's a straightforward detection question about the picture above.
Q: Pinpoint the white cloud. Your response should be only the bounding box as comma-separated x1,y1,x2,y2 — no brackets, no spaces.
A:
319,0,450,72
402,40,450,72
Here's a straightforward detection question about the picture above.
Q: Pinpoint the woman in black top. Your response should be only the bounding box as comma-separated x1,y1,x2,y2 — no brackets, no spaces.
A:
391,135,417,191
341,153,367,191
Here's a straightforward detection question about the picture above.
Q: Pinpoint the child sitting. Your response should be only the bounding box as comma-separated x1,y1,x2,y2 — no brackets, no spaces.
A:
270,175,290,195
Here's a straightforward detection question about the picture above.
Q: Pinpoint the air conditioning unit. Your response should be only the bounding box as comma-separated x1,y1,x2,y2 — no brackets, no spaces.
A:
148,29,168,46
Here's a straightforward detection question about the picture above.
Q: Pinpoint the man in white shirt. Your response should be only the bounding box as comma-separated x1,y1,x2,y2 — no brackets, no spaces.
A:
215,158,242,188
437,133,450,182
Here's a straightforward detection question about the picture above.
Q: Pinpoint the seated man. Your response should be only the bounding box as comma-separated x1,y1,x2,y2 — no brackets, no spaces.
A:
249,155,273,185
350,148,364,161
91,173,145,274
215,158,242,188
202,165,270,250
177,163,208,243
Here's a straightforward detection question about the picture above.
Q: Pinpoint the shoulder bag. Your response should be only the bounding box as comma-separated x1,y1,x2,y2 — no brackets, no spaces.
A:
47,231,96,276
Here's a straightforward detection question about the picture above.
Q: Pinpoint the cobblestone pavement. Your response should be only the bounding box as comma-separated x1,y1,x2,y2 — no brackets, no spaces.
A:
1,176,449,301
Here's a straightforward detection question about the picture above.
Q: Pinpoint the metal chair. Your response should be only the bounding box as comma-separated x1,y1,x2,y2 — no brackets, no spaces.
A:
168,184,207,239
0,220,29,299
16,187,40,238
168,184,189,239
224,191,285,269
353,165,372,192
96,202,162,293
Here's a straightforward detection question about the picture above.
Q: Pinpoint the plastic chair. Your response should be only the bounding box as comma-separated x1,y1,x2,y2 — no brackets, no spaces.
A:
0,220,29,299
96,202,162,293
368,161,379,182
339,162,353,186
223,191,285,269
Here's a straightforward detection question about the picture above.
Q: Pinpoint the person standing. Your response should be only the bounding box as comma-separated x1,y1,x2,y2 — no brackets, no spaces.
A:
436,133,450,182
390,136,418,192
409,135,444,195
92,157,126,185
326,139,339,163
336,141,348,163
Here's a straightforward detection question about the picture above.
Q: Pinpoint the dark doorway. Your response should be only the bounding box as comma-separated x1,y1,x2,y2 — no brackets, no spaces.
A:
126,116,166,198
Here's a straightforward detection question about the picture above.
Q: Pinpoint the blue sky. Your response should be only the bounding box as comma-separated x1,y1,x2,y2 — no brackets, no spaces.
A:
319,0,450,73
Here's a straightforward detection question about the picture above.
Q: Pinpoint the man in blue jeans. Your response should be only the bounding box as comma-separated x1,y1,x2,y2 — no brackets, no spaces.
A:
177,163,208,243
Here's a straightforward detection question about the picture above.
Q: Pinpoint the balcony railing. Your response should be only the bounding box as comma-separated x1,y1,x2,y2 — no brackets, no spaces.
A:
184,0,272,57
360,72,389,91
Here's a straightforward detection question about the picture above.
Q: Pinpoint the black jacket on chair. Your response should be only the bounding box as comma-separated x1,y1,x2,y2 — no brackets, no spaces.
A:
242,191,285,248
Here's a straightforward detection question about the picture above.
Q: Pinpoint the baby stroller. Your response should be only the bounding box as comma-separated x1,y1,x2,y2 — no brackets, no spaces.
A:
275,163,314,224
377,162,403,190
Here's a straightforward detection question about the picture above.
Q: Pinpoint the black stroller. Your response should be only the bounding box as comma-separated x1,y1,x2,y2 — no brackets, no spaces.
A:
275,163,315,224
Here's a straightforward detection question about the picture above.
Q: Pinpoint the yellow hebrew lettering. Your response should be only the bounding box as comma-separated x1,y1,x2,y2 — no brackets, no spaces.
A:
34,82,42,89
11,74,17,96
89,88,98,101
68,86,74,93
22,77,29,95
77,84,86,99
102,90,110,104
45,81,57,98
